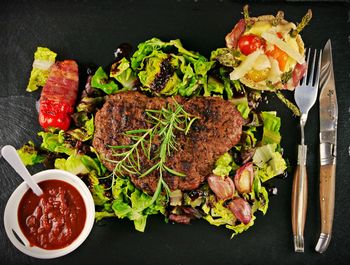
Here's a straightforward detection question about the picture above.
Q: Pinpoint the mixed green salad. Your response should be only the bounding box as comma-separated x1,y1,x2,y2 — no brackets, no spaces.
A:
19,37,289,237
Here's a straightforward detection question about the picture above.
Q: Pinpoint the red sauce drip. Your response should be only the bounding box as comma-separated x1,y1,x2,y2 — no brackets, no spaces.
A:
17,179,86,250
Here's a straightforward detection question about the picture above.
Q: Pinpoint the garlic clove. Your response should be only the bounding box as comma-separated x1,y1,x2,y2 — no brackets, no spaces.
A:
234,162,254,194
228,197,252,224
208,175,235,200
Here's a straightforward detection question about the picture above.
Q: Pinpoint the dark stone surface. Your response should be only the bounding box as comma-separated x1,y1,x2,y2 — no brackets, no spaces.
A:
0,1,349,264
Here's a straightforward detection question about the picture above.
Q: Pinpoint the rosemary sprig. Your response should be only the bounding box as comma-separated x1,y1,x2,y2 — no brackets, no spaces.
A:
107,98,199,210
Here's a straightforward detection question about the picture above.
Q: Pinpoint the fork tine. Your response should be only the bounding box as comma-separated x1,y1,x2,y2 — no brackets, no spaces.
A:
308,49,317,86
302,48,311,85
314,50,322,88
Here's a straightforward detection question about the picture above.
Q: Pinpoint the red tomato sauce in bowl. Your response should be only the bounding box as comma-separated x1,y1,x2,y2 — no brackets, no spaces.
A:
17,179,86,250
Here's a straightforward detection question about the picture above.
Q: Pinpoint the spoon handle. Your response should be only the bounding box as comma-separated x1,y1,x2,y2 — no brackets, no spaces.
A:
1,145,43,196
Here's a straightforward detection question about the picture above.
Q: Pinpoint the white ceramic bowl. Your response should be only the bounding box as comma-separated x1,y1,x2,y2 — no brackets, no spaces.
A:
3,169,95,259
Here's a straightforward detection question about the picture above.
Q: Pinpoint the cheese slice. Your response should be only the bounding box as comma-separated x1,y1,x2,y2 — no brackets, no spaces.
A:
267,58,282,84
230,49,264,80
253,54,271,71
245,21,272,36
274,22,296,36
261,32,305,64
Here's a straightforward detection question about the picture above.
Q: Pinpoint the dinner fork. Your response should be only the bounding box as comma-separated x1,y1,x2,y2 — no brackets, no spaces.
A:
291,48,322,253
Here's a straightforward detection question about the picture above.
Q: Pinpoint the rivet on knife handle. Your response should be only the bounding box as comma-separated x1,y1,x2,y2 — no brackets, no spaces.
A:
292,145,307,253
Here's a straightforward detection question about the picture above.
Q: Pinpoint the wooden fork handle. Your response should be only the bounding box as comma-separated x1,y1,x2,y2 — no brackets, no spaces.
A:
291,145,307,253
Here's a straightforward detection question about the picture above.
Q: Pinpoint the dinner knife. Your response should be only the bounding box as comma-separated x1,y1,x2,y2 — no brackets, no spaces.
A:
315,39,338,253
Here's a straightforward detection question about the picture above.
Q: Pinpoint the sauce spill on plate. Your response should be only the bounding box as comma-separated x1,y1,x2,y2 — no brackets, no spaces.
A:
17,179,86,250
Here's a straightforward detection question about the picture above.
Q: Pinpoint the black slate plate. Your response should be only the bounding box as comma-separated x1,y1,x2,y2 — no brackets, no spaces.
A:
1,1,350,265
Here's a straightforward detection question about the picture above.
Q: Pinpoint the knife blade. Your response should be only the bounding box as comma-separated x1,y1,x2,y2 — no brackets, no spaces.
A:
315,39,338,253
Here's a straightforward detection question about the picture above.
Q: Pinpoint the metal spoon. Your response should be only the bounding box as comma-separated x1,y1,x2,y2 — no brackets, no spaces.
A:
1,145,43,196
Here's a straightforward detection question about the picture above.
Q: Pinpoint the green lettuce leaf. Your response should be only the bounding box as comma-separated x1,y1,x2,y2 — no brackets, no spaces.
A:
202,195,256,238
250,176,269,214
67,113,94,142
205,76,224,96
110,57,139,90
38,130,75,155
95,211,115,222
253,144,287,182
137,51,169,88
54,154,89,175
130,38,213,96
261,112,281,145
253,144,277,168
242,127,257,148
54,152,106,177
108,176,166,232
89,175,110,206
137,50,182,95
210,48,241,68
202,195,235,226
131,38,200,70
220,67,235,99
27,47,57,92
212,152,233,177
54,153,110,206
257,185,269,214
17,141,45,166
226,215,256,238
91,67,119,94
76,96,104,113
236,98,250,119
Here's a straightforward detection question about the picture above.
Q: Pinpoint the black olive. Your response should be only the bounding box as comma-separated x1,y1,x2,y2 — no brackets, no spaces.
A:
114,43,133,61
86,64,98,75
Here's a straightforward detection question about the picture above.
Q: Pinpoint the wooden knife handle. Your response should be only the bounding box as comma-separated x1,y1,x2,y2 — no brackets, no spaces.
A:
315,164,336,253
319,164,336,233
291,164,308,252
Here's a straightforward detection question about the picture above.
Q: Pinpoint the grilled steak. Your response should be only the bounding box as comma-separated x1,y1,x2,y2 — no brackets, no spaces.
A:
93,91,243,194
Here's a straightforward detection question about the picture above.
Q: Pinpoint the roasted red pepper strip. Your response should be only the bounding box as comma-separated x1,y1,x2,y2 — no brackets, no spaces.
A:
39,60,79,131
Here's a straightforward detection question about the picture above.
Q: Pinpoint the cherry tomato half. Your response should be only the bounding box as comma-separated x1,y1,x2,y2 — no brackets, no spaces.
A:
238,34,265,55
